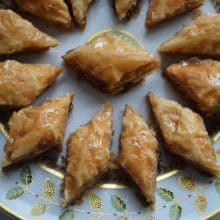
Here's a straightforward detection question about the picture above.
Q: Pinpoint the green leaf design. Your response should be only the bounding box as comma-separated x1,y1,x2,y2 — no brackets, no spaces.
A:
111,195,126,212
88,192,103,210
20,166,32,185
42,178,56,199
215,149,220,159
59,210,75,220
30,203,47,216
194,195,207,214
212,0,220,13
117,217,127,220
178,176,196,190
145,215,155,220
6,187,24,200
170,204,182,220
215,179,220,193
156,188,174,201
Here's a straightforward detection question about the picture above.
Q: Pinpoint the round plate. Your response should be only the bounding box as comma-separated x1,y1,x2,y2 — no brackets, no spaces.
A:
0,1,219,220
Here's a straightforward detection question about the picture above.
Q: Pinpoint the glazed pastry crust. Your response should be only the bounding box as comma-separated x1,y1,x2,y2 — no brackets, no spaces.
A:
3,93,73,169
62,103,112,207
115,0,140,21
147,93,220,178
0,9,58,55
63,34,160,94
68,0,93,29
146,0,204,27
15,0,73,28
164,58,220,117
0,60,62,109
158,13,220,58
119,105,159,207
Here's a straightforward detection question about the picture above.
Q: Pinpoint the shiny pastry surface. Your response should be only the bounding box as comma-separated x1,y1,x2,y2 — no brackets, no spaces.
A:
115,0,139,21
158,13,220,58
15,0,73,28
69,0,93,28
63,34,160,94
3,93,73,168
148,93,220,178
0,60,62,108
146,0,204,27
165,58,220,116
0,9,58,55
119,105,159,206
62,103,112,207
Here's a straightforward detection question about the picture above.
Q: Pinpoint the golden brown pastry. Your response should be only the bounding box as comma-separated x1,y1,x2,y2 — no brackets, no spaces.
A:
0,9,58,55
68,0,93,29
0,60,62,109
158,13,220,58
15,0,73,28
147,93,220,178
164,58,220,117
61,103,112,207
3,93,73,169
114,0,140,21
146,0,204,27
119,105,159,207
63,34,160,94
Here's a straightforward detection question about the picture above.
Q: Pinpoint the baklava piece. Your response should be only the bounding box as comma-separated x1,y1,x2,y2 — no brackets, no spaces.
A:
114,0,140,21
63,34,160,94
158,13,220,58
0,9,58,55
147,93,220,178
15,0,73,28
164,58,220,117
68,0,93,29
119,105,159,207
61,103,113,207
2,93,73,169
146,0,204,27
0,60,62,109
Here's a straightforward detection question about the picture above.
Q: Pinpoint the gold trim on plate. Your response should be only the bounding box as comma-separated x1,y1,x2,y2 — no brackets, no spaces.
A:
37,162,179,188
201,208,220,220
0,203,24,220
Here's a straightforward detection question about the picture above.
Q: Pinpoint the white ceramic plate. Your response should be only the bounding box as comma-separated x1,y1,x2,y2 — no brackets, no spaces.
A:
0,1,219,219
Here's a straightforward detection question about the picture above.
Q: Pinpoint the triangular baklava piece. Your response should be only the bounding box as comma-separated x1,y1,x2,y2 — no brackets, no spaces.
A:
114,0,140,21
0,60,63,109
61,103,112,207
68,0,93,29
147,93,220,178
119,105,159,207
164,58,220,117
63,34,160,94
0,9,58,55
15,0,73,28
3,93,73,169
146,0,204,27
158,13,220,58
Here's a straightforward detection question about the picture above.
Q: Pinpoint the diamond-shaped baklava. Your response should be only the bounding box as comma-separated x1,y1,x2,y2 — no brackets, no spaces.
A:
164,58,220,117
114,0,140,21
68,0,93,29
15,0,73,28
0,9,58,55
147,93,220,178
61,103,112,207
119,105,159,207
3,93,73,169
158,13,220,58
146,0,204,27
0,60,62,109
63,34,160,94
